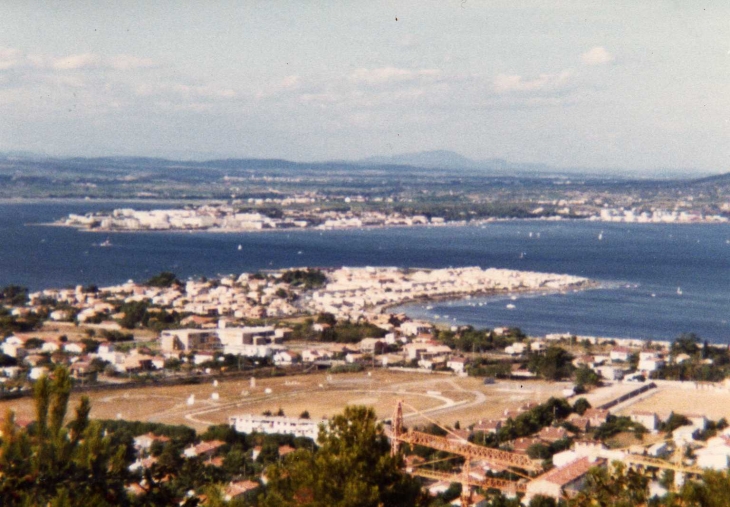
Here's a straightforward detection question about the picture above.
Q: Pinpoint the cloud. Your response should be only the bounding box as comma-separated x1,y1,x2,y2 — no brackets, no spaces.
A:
493,71,572,94
52,53,101,70
581,46,614,66
109,55,157,70
349,67,440,85
279,75,300,90
136,82,237,100
0,48,22,70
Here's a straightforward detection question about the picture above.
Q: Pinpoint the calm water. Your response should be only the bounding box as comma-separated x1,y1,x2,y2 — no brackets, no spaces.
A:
0,201,729,343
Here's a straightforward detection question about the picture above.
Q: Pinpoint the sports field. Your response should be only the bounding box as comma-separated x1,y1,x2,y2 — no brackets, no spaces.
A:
0,371,570,432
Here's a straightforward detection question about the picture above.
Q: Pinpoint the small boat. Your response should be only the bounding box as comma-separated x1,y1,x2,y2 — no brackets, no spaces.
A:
99,238,112,247
677,287,683,295
297,250,303,255
598,231,603,241
237,244,242,251
651,293,656,298
506,304,516,309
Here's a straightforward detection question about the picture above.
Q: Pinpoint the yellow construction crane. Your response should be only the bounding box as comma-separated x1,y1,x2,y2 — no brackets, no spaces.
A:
390,400,539,507
389,401,707,506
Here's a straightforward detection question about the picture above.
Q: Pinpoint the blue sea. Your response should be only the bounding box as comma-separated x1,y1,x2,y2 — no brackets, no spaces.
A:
0,201,729,343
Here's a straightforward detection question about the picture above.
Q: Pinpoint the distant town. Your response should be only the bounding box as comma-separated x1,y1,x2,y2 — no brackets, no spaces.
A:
56,200,728,234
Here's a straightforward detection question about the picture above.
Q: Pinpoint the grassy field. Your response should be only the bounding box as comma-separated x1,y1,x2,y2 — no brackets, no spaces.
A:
0,371,569,432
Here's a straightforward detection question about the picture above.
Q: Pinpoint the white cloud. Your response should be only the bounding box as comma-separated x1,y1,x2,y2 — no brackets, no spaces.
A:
349,67,440,85
493,71,572,94
581,46,614,66
0,48,22,70
52,53,101,70
109,55,157,70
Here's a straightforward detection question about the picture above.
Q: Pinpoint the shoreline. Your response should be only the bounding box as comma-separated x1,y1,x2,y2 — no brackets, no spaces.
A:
376,280,600,316
33,214,730,236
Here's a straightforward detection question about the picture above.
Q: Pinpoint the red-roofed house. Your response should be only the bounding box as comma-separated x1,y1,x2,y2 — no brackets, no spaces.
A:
183,440,225,459
225,480,260,501
525,457,605,502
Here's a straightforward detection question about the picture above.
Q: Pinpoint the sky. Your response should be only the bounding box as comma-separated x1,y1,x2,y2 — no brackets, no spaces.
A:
0,1,728,173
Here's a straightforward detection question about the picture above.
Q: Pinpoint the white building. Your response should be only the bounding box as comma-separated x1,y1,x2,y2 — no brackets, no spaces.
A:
631,411,659,432
229,414,322,440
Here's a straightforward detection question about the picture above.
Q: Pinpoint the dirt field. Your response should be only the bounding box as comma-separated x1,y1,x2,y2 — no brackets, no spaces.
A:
15,321,159,345
0,371,569,432
615,384,730,421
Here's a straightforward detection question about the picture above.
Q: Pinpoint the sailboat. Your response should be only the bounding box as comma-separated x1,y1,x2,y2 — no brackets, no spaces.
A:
677,287,683,295
598,231,603,241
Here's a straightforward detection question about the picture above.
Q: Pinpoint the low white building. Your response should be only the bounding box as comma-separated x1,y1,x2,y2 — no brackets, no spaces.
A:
229,414,322,440
447,357,469,374
697,436,730,470
631,411,659,432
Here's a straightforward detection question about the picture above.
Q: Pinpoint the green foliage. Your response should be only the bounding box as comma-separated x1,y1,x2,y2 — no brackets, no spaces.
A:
118,300,149,329
526,438,572,461
24,337,45,349
0,307,45,335
466,359,513,378
593,416,647,441
259,405,425,507
671,333,701,356
318,320,387,344
145,271,180,288
528,346,575,380
280,268,327,289
436,482,462,503
0,285,29,306
569,462,650,506
100,329,134,342
573,397,591,416
496,397,573,443
661,412,692,434
436,326,520,353
529,496,558,507
575,366,602,387
316,312,337,326
0,367,130,506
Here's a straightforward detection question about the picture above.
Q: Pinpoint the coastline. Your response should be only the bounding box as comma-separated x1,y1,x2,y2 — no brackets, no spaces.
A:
33,214,730,236
376,279,600,316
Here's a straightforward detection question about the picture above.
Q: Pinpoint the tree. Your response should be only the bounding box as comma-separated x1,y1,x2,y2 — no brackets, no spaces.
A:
674,469,730,507
569,462,649,507
146,271,180,288
259,405,425,507
573,398,591,416
0,366,131,505
528,346,574,380
662,412,692,434
575,366,602,387
0,285,29,306
529,496,557,507
316,312,337,327
24,337,45,349
672,333,701,356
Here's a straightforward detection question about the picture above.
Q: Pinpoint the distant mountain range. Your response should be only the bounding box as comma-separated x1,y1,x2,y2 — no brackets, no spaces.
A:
356,150,710,179
0,149,719,180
